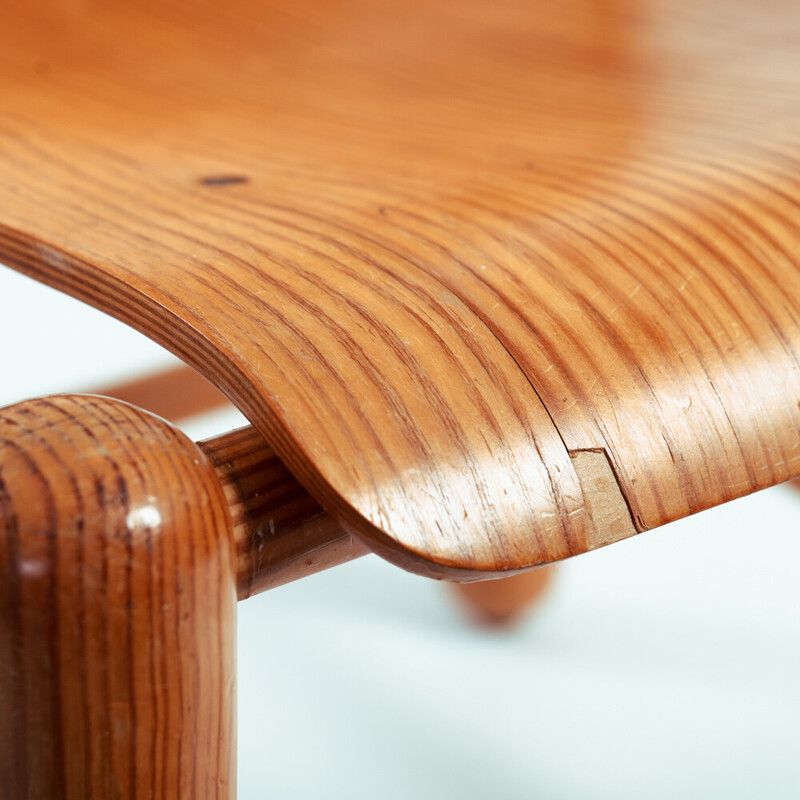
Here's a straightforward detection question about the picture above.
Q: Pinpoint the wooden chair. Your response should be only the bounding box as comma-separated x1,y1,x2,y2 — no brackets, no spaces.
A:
1,0,799,796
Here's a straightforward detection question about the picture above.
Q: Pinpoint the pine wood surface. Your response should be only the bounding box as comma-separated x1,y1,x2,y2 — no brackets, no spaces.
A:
1,0,799,577
91,369,374,594
92,366,553,631
0,394,236,799
199,424,369,598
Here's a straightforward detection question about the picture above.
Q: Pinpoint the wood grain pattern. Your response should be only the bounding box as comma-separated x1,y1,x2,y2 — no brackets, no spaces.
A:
200,424,368,598
90,367,554,625
91,369,372,595
0,0,798,577
0,395,236,799
84,369,561,636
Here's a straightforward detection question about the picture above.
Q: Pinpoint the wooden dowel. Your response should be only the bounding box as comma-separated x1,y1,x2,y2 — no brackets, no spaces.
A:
199,425,368,599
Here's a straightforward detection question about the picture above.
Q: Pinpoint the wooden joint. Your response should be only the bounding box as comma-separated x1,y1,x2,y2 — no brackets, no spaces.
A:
199,425,369,599
91,367,370,596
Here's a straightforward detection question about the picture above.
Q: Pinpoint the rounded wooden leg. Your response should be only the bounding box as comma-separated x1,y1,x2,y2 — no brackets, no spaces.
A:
449,566,555,627
0,395,236,800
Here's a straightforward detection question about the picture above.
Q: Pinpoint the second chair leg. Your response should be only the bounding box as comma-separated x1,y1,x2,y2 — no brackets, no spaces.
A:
0,394,237,800
449,566,555,626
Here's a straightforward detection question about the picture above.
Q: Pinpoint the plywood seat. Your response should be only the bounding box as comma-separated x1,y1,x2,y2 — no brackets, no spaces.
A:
3,0,799,579
3,1,800,796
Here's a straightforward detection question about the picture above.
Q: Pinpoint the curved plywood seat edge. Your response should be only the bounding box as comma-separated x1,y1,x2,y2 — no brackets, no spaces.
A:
0,224,644,580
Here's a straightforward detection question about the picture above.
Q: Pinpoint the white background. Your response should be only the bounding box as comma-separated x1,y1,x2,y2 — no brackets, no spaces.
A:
2,264,799,799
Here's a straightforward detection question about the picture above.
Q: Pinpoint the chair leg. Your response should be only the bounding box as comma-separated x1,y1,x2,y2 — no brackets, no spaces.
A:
449,566,555,627
0,395,237,800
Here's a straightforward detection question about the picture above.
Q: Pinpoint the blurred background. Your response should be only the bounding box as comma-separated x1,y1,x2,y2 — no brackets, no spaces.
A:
2,264,799,799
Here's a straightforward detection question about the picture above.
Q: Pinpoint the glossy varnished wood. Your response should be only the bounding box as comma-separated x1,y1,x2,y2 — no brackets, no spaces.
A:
92,369,372,595
0,395,236,799
91,367,548,627
200,425,368,598
1,0,799,577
